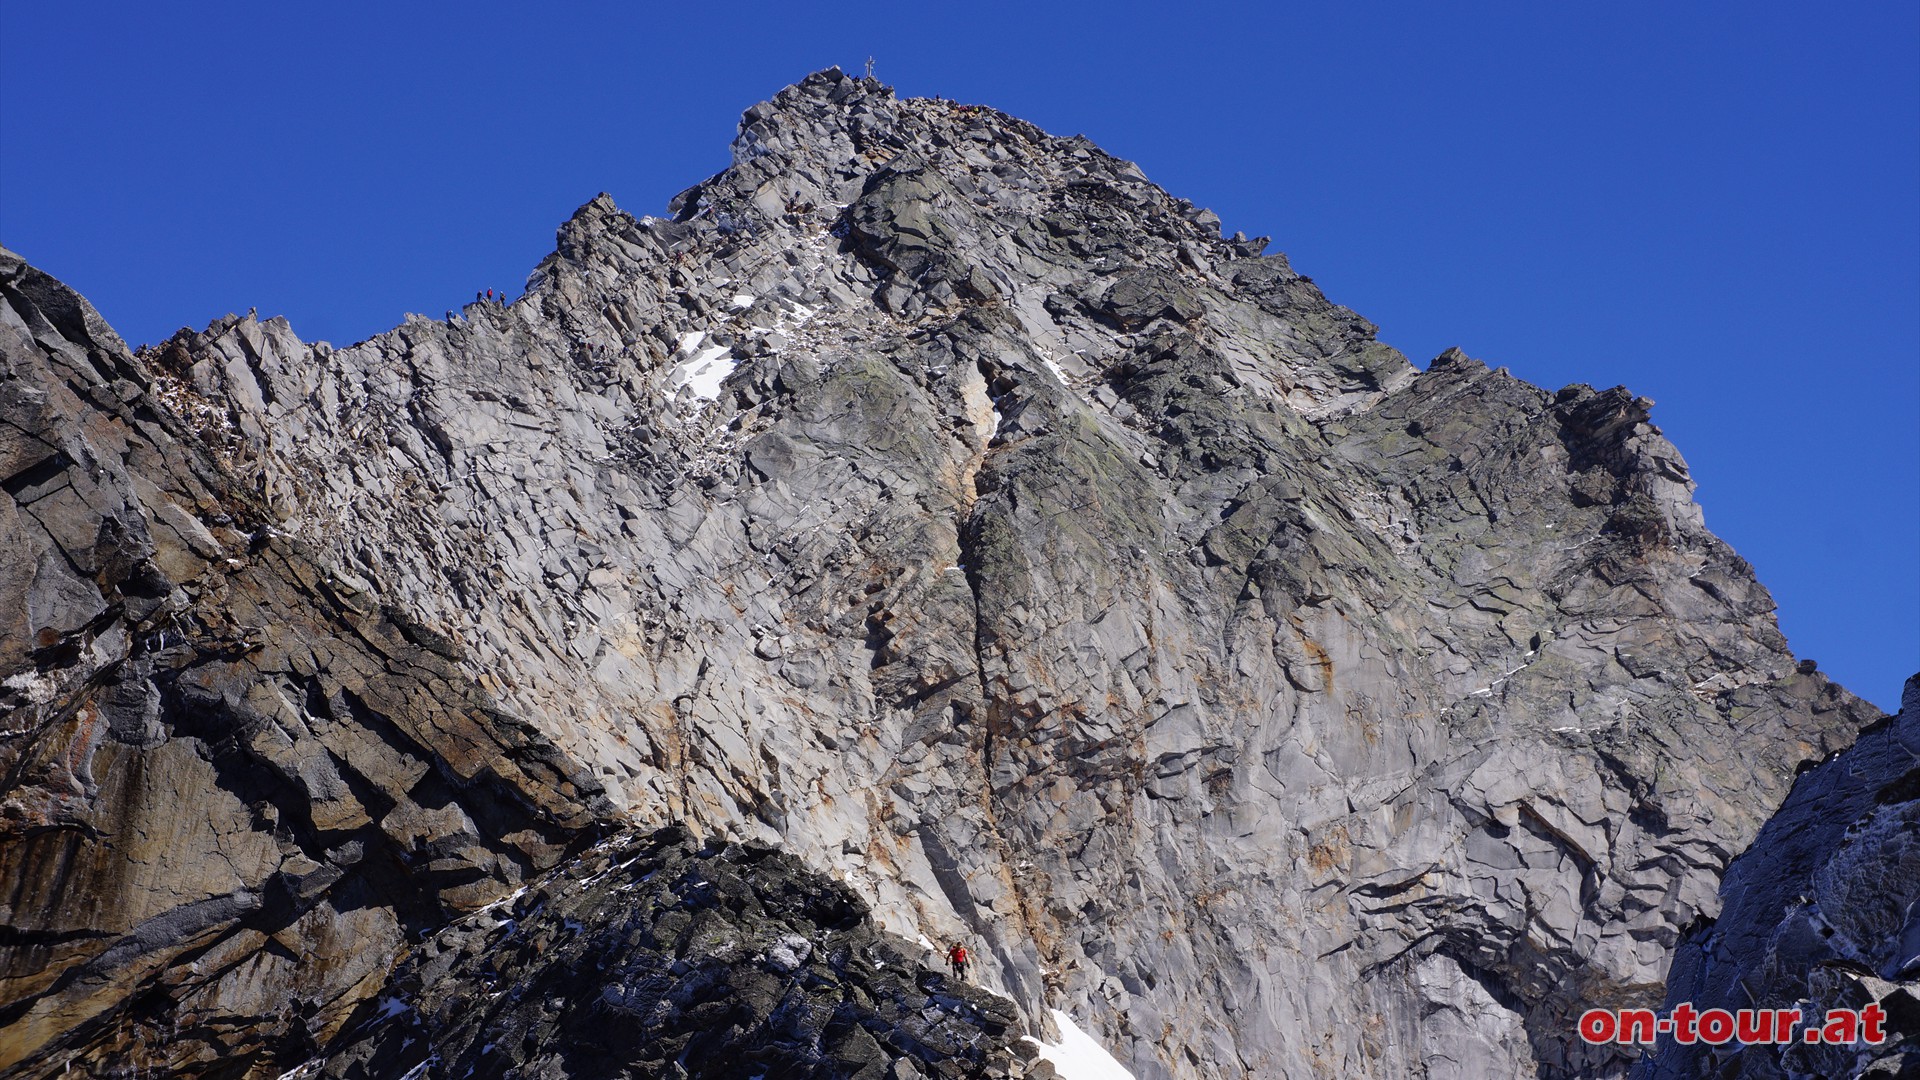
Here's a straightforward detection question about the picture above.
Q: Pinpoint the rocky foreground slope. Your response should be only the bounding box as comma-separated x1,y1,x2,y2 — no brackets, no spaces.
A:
1,68,1906,1078
308,824,1024,1080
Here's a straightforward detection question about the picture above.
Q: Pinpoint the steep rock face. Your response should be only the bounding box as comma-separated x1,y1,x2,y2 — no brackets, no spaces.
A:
0,252,612,1075
0,68,1888,1078
1642,676,1919,1078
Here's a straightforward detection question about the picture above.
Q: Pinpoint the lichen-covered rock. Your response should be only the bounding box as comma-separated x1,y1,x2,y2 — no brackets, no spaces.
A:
0,67,1893,1079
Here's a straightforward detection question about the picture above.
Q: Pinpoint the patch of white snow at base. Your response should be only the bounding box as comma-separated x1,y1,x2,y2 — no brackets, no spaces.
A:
1025,1008,1135,1080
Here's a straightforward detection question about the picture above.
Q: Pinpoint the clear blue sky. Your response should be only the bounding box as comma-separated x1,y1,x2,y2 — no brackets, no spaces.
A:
3,2,1914,710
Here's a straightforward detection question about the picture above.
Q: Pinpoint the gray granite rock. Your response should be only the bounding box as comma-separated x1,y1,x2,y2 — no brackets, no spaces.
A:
0,67,1891,1079
0,246,611,1076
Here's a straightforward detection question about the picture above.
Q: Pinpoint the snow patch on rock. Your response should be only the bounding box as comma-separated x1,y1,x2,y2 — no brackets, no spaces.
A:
1027,1009,1135,1080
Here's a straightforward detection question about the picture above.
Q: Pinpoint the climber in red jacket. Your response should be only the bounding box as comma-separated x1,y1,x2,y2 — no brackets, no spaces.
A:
947,942,970,980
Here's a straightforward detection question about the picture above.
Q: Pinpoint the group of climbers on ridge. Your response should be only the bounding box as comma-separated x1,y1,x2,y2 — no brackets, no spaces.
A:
448,288,510,321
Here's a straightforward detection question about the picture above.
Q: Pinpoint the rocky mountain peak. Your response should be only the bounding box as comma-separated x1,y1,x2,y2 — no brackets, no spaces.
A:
1,70,1906,1079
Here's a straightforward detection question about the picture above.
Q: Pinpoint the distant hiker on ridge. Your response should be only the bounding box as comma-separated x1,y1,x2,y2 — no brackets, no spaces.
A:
946,941,970,981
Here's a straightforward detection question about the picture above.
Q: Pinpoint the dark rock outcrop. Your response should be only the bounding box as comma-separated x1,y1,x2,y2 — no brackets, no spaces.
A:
0,67,1896,1078
310,824,1025,1080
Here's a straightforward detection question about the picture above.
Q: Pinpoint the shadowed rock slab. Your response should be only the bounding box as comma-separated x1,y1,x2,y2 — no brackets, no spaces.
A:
1644,675,1919,1079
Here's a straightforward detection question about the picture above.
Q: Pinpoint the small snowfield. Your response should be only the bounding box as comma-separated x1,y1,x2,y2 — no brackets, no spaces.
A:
1026,1008,1135,1080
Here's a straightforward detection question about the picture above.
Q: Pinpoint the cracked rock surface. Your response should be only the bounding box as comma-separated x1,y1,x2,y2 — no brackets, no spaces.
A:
0,246,612,1075
0,67,1895,1078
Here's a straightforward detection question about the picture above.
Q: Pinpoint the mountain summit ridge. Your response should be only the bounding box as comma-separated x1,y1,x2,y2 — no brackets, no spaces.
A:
0,67,1900,1078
